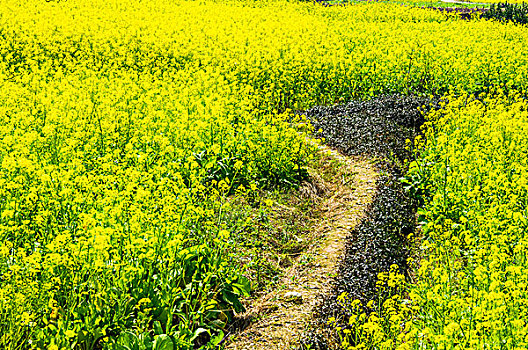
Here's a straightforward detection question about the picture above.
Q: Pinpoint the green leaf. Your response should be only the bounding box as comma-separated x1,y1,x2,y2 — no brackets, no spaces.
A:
153,321,164,336
210,318,227,330
153,334,174,350
233,276,251,297
209,330,224,347
190,327,208,342
139,333,154,350
222,290,244,313
238,275,251,293
116,332,140,350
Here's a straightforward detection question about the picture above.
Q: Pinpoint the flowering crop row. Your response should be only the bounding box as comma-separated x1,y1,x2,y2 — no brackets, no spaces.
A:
2,0,528,348
335,94,528,349
405,94,528,349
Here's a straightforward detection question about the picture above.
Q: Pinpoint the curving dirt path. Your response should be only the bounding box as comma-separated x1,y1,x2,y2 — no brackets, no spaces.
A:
226,147,378,350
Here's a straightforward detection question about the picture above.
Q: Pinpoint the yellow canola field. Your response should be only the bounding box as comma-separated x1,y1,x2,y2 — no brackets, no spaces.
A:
407,95,528,349
336,95,528,350
1,0,528,348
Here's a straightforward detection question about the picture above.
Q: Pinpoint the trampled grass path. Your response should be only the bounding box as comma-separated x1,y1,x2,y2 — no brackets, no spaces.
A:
226,148,378,349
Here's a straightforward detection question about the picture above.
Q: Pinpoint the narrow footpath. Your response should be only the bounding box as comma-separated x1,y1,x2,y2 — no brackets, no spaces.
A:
227,148,378,350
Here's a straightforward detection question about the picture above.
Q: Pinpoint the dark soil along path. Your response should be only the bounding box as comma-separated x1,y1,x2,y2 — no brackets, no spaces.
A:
301,94,439,348
226,95,438,349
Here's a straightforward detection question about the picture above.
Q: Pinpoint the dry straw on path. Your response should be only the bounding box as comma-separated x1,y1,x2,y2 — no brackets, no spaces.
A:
227,147,378,349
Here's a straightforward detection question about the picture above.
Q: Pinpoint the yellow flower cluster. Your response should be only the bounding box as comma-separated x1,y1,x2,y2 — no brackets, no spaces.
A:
331,265,414,350
402,93,528,349
2,0,528,348
337,94,528,349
